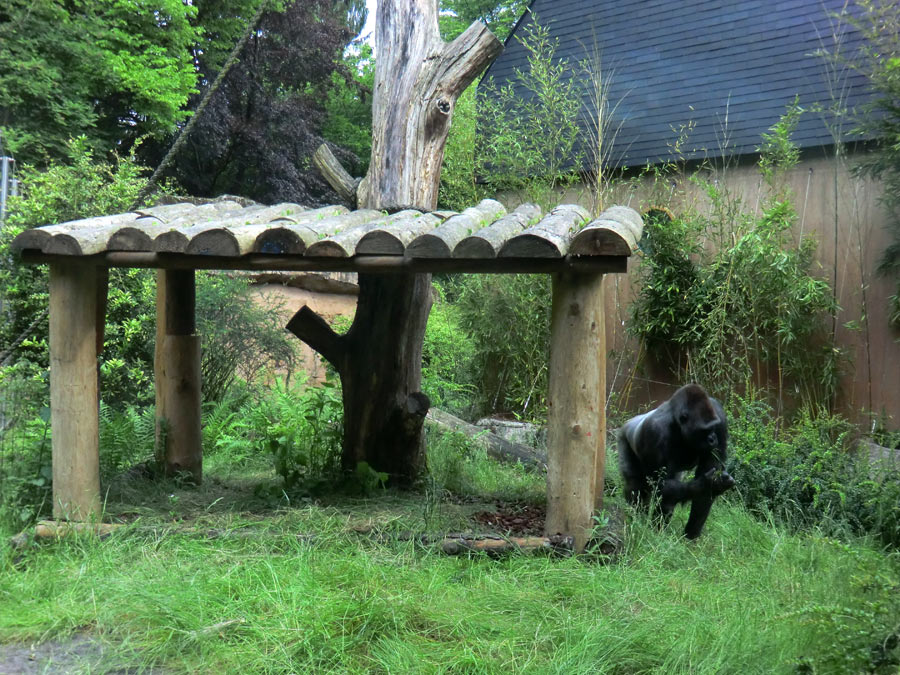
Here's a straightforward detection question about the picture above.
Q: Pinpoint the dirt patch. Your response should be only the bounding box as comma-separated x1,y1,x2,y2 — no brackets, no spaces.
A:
0,633,164,674
472,502,546,536
471,501,625,557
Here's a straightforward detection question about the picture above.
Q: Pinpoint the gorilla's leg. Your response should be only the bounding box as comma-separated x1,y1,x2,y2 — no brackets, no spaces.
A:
657,475,702,524
684,490,714,539
617,437,650,506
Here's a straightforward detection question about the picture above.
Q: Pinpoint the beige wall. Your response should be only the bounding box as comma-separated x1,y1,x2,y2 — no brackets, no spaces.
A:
568,154,899,428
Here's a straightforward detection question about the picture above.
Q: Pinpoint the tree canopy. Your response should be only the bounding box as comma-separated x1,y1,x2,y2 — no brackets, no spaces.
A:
164,0,363,204
439,0,529,41
0,0,201,165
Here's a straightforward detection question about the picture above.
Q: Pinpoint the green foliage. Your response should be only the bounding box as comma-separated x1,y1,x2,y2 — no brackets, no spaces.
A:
0,138,156,404
452,274,550,420
101,269,157,406
437,87,486,211
351,461,389,496
98,402,156,478
195,274,296,404
0,367,51,529
425,427,545,502
438,0,528,41
757,97,804,191
629,208,703,348
4,137,148,226
629,108,840,409
2,139,295,409
2,476,899,673
727,393,900,547
0,0,200,164
322,45,375,175
208,378,344,493
475,19,585,209
421,285,477,417
172,0,357,204
845,0,900,327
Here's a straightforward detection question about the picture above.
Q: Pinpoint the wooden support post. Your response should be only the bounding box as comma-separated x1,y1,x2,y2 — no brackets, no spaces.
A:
545,272,606,552
155,269,202,482
595,275,607,512
154,270,167,458
49,263,101,520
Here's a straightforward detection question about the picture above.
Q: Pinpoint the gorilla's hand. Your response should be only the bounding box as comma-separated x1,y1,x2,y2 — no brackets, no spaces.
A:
701,467,735,496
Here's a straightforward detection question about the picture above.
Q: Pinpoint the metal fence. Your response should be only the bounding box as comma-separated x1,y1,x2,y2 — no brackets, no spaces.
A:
0,130,18,222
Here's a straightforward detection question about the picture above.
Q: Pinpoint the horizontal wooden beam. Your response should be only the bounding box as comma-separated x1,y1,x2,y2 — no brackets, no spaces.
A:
20,250,628,275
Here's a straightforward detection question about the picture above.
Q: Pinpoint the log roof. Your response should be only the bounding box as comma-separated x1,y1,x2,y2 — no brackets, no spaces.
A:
12,199,643,274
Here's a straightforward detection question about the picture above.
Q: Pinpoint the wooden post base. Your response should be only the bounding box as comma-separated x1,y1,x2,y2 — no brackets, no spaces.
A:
159,334,202,481
155,269,202,483
545,272,606,551
49,263,101,520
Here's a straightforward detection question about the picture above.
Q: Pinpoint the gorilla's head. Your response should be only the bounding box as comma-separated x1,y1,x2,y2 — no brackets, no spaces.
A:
675,384,721,451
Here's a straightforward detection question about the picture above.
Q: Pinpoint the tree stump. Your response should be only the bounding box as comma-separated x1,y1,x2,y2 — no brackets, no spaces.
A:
296,0,502,483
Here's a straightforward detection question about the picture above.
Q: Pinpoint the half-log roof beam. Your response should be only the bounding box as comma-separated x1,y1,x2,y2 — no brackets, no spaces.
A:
12,202,643,267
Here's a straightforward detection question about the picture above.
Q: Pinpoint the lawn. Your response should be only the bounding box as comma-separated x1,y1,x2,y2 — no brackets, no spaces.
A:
1,448,898,674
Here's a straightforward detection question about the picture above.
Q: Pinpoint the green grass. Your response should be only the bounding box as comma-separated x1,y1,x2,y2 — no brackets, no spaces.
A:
2,452,898,674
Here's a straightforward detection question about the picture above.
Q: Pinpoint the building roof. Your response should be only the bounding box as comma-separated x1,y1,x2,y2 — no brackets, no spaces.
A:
12,198,642,274
482,0,871,168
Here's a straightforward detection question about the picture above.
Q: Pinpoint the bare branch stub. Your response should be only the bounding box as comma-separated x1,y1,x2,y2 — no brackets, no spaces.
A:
358,1,502,212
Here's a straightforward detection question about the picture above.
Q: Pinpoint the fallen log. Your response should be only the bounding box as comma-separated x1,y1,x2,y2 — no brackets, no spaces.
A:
9,520,125,549
426,408,548,470
440,534,573,556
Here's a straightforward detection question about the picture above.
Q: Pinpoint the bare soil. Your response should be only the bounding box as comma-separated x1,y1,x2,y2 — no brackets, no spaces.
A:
0,634,165,674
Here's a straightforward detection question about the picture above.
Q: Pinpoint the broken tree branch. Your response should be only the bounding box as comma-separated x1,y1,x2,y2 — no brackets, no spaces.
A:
313,144,362,207
285,305,346,369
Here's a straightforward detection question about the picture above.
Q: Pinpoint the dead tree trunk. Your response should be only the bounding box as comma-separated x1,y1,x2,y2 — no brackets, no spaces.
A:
290,0,501,484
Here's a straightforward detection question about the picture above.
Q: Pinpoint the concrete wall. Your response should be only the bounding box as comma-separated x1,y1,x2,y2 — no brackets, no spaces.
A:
571,153,899,428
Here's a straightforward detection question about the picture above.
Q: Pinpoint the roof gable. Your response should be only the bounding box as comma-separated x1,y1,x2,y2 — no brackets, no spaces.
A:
482,0,871,168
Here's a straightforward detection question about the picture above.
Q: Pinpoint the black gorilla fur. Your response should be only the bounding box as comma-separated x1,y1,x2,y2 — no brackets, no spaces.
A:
617,383,735,539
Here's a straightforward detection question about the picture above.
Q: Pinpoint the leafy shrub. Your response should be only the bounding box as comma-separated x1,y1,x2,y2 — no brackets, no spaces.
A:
452,273,550,420
0,137,151,379
438,87,486,212
0,364,52,531
845,0,900,326
422,285,477,417
475,19,584,209
196,273,296,403
2,138,295,408
204,377,344,492
425,427,545,503
321,44,375,176
727,393,900,547
629,106,840,410
98,402,156,478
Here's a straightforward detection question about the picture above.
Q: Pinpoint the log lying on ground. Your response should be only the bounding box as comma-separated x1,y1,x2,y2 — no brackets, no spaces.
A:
440,534,573,555
426,408,548,470
9,520,125,548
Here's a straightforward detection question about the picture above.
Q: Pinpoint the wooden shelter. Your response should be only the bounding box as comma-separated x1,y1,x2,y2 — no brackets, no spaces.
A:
12,197,642,550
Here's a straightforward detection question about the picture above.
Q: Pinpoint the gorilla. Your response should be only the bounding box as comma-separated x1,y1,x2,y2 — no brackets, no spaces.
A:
617,383,735,539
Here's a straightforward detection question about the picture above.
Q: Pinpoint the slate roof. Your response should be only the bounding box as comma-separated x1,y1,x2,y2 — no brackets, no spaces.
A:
482,0,871,168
